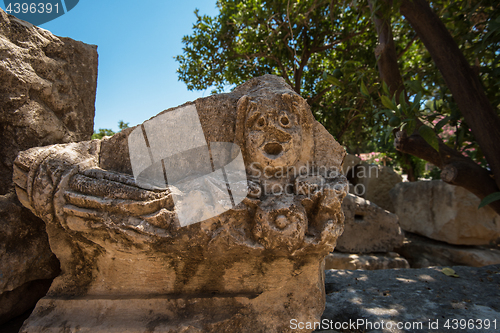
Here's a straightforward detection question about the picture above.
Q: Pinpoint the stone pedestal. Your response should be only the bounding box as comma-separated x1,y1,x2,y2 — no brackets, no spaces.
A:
21,258,326,332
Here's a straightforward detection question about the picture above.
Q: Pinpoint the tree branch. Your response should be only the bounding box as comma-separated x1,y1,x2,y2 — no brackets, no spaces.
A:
272,56,295,88
294,35,311,93
370,0,500,214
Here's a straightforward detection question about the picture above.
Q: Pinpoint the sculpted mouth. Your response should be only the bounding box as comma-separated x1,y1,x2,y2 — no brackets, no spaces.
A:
263,142,283,156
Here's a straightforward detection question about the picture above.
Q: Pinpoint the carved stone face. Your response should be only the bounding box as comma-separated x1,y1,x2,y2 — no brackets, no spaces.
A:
245,98,303,171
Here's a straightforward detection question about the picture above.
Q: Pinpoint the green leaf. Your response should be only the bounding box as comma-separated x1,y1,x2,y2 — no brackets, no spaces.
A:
399,90,406,105
381,95,397,112
441,267,459,278
405,80,423,93
411,91,423,114
349,114,364,122
407,119,416,134
325,75,341,86
418,125,439,152
434,116,450,131
360,80,369,97
456,127,465,147
340,107,358,112
385,126,394,143
478,192,500,209
382,81,389,95
398,91,408,115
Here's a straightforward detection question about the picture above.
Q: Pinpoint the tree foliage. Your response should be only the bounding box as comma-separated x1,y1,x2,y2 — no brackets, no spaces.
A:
91,121,129,140
176,0,500,212
176,0,380,151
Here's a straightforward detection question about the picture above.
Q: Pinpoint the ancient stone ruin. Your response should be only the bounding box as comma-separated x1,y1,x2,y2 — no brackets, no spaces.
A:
14,75,348,332
324,193,408,270
336,193,403,253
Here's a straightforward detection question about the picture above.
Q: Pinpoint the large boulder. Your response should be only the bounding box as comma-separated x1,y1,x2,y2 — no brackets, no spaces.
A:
348,163,402,212
395,232,500,268
390,180,500,245
336,194,404,253
0,8,97,324
321,264,500,333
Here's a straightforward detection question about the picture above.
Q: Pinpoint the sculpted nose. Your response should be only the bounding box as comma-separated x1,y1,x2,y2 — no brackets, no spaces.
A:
266,120,291,142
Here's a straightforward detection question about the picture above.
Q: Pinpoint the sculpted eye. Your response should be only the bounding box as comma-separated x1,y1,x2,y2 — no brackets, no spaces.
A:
256,116,266,129
280,115,291,128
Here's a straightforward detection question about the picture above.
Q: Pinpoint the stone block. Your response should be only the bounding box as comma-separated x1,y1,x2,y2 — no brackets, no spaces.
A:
390,180,500,245
347,163,402,212
395,232,500,268
336,194,404,253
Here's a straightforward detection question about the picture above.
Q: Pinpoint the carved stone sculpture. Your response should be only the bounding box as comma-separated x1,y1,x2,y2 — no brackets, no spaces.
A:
14,75,347,333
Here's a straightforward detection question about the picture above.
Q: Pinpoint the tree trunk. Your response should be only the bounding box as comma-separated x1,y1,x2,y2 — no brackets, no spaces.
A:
368,0,405,101
368,0,416,182
400,152,416,182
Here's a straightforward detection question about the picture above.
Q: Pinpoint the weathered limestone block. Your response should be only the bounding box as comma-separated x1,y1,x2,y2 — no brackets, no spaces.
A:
14,75,348,333
390,180,500,245
324,252,409,270
0,8,97,324
336,194,404,253
395,232,500,268
347,163,402,212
